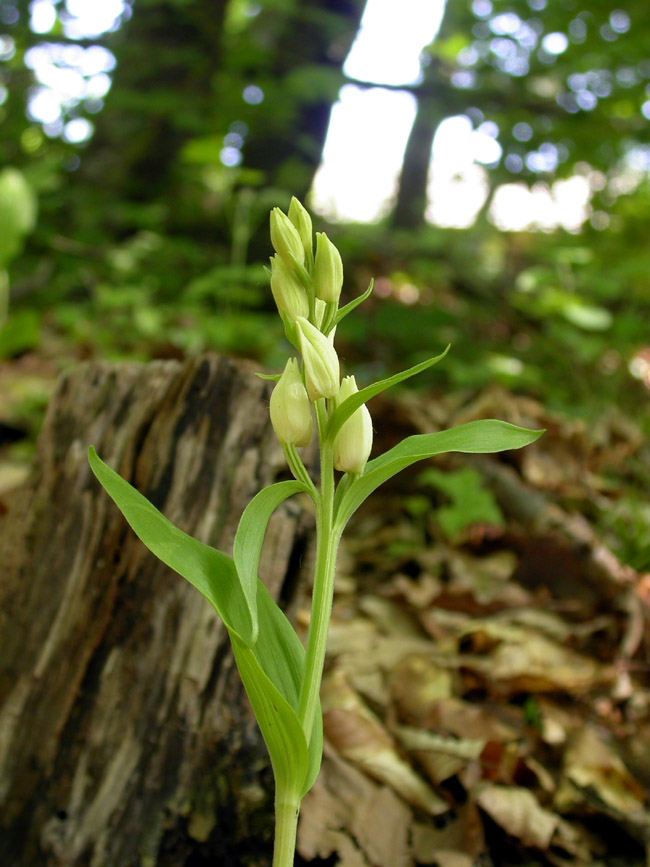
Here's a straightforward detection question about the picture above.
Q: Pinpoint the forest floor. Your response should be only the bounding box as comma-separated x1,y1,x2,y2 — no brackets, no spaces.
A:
1,356,649,867
296,388,650,867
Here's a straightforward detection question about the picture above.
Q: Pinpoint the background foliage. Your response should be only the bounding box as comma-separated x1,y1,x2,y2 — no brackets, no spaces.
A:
0,0,648,551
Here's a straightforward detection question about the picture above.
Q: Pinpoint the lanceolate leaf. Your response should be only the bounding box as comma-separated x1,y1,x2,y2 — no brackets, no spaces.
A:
89,447,322,797
234,480,305,644
335,420,544,528
235,581,324,798
89,447,255,645
326,345,451,443
333,278,374,327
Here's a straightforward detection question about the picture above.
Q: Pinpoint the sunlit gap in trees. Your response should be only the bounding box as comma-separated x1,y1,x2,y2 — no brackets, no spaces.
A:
310,0,590,231
21,0,124,146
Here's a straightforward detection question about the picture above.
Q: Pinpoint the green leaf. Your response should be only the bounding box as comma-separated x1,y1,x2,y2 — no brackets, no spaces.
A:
89,448,323,795
326,345,451,443
88,446,255,645
334,278,374,327
255,371,282,381
418,467,505,537
232,633,308,798
236,581,323,797
336,421,544,528
233,480,305,644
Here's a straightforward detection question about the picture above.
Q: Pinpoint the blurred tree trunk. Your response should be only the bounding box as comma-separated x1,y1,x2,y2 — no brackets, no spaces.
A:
76,0,230,211
391,81,442,230
243,0,366,203
391,5,461,231
0,355,313,865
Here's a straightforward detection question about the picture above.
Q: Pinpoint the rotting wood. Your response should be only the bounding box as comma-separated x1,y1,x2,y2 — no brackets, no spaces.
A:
0,354,315,866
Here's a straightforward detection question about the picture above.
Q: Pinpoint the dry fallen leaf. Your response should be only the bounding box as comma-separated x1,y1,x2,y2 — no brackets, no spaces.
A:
394,725,485,785
410,803,485,865
299,745,413,867
477,783,559,849
556,725,647,818
322,669,449,815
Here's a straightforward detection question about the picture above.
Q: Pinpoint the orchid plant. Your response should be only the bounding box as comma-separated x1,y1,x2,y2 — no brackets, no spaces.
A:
89,199,543,866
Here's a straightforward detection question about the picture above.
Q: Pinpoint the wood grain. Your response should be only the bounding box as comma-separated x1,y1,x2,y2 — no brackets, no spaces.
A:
0,355,314,866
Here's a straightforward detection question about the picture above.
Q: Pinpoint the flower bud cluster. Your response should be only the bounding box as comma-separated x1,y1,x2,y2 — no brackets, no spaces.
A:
267,199,372,473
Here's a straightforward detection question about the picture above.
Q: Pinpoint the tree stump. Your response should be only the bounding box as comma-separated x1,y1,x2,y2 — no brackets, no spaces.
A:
0,355,314,866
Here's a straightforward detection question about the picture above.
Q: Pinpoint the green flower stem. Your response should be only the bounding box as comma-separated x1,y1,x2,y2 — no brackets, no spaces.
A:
283,444,317,499
297,400,341,741
272,792,301,867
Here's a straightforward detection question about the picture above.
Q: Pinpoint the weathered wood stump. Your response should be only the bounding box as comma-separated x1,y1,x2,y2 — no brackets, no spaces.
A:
0,355,314,866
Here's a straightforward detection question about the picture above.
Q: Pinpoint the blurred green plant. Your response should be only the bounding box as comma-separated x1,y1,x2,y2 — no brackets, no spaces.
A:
417,466,506,539
0,167,37,339
600,495,650,572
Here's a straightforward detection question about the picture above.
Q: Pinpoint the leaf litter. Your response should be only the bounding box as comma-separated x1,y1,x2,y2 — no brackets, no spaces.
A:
298,388,650,866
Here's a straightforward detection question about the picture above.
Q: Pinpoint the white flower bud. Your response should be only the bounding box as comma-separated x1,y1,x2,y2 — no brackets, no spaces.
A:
270,255,309,322
313,232,343,304
313,298,337,339
270,207,305,267
288,197,313,262
270,358,313,447
296,316,340,401
333,376,373,475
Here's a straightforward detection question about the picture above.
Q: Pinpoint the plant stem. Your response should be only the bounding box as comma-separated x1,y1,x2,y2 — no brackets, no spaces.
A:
284,443,317,498
297,401,341,740
272,794,300,867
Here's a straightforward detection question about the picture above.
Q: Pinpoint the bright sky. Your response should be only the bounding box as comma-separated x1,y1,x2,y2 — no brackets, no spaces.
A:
25,0,590,230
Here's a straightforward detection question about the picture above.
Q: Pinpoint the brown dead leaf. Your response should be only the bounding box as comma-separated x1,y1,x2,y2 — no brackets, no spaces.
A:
426,696,519,743
395,725,485,785
556,725,647,817
428,854,474,867
299,746,413,867
477,783,559,849
410,803,484,865
359,594,426,638
322,669,449,815
419,608,604,695
389,654,454,726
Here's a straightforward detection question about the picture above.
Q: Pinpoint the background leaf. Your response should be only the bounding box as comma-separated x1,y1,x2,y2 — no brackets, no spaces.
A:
418,467,505,537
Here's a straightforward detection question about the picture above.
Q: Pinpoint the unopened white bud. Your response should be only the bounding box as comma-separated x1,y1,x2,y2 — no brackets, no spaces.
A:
270,255,309,322
313,298,326,329
313,232,343,304
288,197,313,262
296,316,340,401
333,376,373,475
270,207,305,267
313,298,338,340
270,358,313,447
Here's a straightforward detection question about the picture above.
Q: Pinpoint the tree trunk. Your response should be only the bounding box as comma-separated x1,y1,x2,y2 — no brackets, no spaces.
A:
391,87,440,231
74,0,230,211
243,0,366,204
0,354,314,866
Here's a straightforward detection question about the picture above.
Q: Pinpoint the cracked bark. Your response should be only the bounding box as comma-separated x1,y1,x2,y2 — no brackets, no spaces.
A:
0,354,314,866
